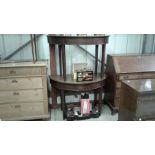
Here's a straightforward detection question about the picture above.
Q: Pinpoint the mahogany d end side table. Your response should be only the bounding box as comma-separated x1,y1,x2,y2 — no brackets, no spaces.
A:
47,35,109,120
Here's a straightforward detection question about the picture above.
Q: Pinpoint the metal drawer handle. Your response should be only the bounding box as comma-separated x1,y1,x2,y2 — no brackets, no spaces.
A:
13,92,19,95
10,70,16,74
124,75,129,79
12,79,18,83
14,105,21,108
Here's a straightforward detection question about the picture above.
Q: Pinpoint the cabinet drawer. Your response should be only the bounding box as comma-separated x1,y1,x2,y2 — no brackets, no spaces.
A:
0,77,43,90
118,74,142,80
142,73,155,79
0,102,45,120
0,89,44,104
0,67,46,77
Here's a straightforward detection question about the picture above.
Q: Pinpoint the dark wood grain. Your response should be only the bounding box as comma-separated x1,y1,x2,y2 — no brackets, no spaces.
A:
49,44,56,75
95,45,98,75
119,79,155,121
101,44,106,77
61,44,66,81
48,35,109,45
59,45,62,76
47,35,109,115
105,54,155,114
50,74,106,91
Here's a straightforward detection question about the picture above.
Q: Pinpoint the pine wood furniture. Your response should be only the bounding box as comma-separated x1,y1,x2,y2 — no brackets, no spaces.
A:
104,54,155,114
47,35,109,120
0,61,49,120
119,79,155,121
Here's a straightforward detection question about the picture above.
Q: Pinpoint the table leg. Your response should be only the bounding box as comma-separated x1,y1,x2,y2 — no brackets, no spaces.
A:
59,45,62,76
49,44,57,108
94,89,98,107
51,86,57,109
49,44,57,75
62,44,66,81
101,44,106,77
61,90,66,119
95,45,98,75
94,45,98,106
60,90,64,110
99,87,103,115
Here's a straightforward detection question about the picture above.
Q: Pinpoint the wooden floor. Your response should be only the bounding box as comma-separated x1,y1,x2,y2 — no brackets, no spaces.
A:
50,104,118,121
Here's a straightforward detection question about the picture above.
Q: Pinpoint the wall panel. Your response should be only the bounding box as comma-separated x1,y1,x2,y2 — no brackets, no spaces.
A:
143,34,155,54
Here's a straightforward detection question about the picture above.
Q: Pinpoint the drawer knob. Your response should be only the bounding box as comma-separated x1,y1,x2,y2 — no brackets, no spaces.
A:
14,105,21,108
124,75,129,79
10,70,16,74
13,92,19,95
12,79,18,83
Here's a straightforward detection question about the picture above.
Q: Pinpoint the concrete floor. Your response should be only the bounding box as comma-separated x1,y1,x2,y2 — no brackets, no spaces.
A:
50,104,118,121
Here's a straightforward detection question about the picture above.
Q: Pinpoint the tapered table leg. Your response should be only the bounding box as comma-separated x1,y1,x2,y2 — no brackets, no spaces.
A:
101,44,106,78
94,45,99,106
99,87,103,114
61,90,66,119
51,86,57,109
50,44,57,108
62,44,66,81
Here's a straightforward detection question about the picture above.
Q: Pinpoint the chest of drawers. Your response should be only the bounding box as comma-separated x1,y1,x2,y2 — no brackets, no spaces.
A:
0,61,49,120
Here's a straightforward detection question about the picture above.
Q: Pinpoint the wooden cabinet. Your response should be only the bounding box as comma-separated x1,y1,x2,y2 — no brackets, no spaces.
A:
104,54,155,114
0,61,49,120
118,79,155,121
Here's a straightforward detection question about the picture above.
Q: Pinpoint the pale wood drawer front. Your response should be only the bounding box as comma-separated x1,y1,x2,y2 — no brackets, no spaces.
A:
0,89,44,104
0,102,45,120
0,77,43,90
0,67,46,77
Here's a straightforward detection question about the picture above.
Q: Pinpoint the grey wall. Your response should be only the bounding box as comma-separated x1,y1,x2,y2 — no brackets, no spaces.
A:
142,34,155,54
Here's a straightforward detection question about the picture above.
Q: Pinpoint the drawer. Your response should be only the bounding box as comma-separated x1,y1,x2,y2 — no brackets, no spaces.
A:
118,74,142,80
0,77,43,90
142,73,155,79
0,67,46,77
0,102,45,120
0,89,44,104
